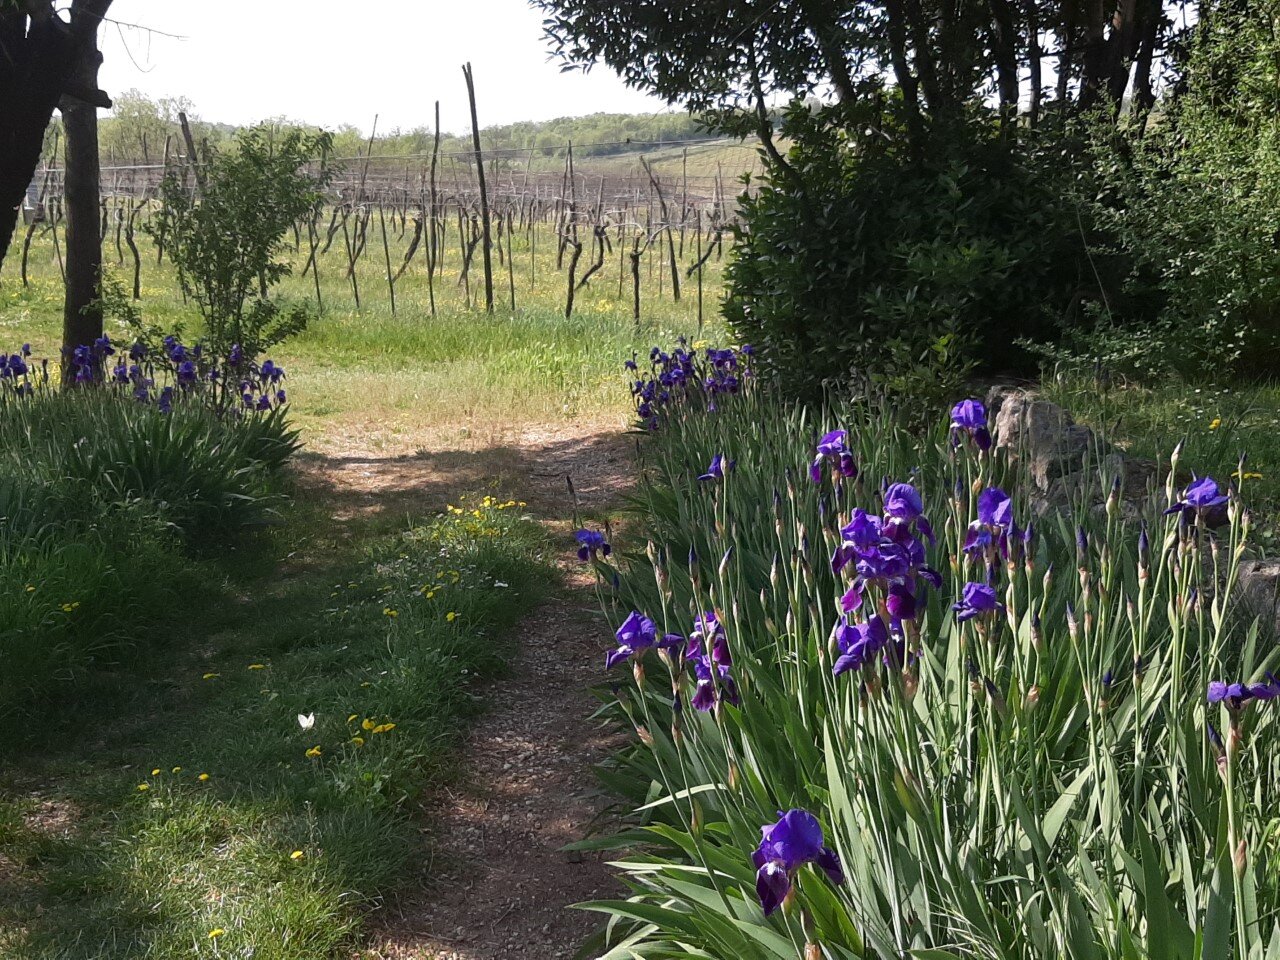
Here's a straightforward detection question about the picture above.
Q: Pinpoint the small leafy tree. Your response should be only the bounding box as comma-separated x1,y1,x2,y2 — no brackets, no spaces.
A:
149,126,332,359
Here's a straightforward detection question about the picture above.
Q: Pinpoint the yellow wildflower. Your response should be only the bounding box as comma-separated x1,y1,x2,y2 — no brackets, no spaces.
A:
305,746,322,758
151,768,161,776
248,663,266,670
446,611,458,622
361,718,375,731
202,672,219,680
350,735,365,746
1210,418,1222,430
383,607,398,617
172,766,182,773
347,714,357,723
198,773,210,781
136,783,150,792
208,928,225,939
371,722,396,734
290,850,305,860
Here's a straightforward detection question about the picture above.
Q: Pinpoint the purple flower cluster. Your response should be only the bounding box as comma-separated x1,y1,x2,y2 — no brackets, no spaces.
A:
628,340,753,430
827,483,940,679
606,609,739,712
0,344,34,396
752,809,843,915
56,335,288,416
809,429,857,484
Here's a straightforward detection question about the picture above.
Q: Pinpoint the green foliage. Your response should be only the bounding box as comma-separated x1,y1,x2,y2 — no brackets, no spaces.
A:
1041,2,1280,381
0,387,298,717
725,107,1082,401
149,126,332,359
587,377,1278,959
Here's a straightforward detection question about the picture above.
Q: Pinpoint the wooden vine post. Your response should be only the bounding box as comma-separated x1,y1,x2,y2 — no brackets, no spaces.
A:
462,62,494,313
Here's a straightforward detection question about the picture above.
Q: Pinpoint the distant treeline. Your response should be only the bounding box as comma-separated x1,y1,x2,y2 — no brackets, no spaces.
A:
65,91,714,166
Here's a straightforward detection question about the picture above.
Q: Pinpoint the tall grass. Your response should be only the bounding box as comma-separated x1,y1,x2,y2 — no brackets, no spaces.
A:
584,356,1279,959
0,386,298,719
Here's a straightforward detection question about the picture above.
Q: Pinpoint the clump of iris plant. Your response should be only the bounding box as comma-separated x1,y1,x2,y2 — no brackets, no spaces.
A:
809,429,857,484
751,809,844,915
950,398,992,451
627,340,754,430
575,529,611,562
19,336,289,419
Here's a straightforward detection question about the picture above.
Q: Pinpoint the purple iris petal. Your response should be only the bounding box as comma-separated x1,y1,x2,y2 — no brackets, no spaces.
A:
883,483,923,521
751,809,842,914
953,582,1002,622
950,399,987,431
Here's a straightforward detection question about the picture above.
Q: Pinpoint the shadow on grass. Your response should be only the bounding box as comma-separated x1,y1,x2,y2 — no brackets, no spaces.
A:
0,440,564,959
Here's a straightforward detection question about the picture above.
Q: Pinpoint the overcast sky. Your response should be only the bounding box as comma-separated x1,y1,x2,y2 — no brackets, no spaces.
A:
94,0,674,134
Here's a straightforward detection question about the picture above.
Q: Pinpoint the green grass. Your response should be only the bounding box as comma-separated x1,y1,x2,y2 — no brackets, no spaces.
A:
0,211,721,955
1042,370,1280,544
4,216,726,452
0,493,552,958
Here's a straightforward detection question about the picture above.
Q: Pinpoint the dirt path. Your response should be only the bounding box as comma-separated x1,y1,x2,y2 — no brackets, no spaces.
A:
299,422,635,960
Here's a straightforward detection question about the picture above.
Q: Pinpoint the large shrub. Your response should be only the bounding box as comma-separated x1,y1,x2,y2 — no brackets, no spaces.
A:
725,107,1086,402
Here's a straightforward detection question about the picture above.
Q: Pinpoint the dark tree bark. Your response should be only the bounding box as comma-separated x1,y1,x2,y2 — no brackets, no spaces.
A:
1024,0,1043,126
0,5,75,273
987,0,1022,128
60,36,110,384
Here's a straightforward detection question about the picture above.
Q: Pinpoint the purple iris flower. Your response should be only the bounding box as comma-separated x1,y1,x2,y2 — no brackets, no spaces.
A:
952,582,1003,622
965,487,1015,556
574,529,611,562
751,809,843,916
691,655,739,711
1165,476,1229,525
129,341,146,361
1208,675,1280,711
832,616,889,676
228,343,245,368
809,429,858,484
698,454,733,482
176,360,197,385
950,398,992,451
157,386,174,413
883,483,923,522
688,611,730,666
606,611,657,668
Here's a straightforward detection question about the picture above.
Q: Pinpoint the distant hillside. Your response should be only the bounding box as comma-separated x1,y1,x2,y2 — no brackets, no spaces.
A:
90,92,738,166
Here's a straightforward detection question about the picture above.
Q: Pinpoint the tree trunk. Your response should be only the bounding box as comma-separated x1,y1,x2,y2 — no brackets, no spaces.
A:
0,9,77,274
60,65,107,384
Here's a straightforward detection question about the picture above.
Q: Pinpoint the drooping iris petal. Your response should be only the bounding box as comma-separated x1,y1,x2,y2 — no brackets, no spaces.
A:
755,861,791,916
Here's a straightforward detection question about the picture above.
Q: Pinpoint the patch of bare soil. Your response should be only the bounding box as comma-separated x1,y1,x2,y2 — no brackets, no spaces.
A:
300,421,636,960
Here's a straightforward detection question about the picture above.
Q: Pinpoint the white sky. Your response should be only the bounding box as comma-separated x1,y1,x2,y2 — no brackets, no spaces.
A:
95,0,674,135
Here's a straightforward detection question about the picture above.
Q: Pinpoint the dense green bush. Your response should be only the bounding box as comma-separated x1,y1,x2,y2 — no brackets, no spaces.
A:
724,106,1086,402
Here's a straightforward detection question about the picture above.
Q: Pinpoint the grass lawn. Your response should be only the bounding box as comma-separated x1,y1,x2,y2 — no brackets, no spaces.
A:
0,223,718,956
1043,371,1280,546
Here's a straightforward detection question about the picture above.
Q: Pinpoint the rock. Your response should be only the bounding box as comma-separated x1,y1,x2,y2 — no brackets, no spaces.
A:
1240,559,1280,634
990,388,1097,493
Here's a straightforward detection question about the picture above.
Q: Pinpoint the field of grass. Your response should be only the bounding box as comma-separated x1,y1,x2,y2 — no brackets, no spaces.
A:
2,215,726,453
1043,370,1280,544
